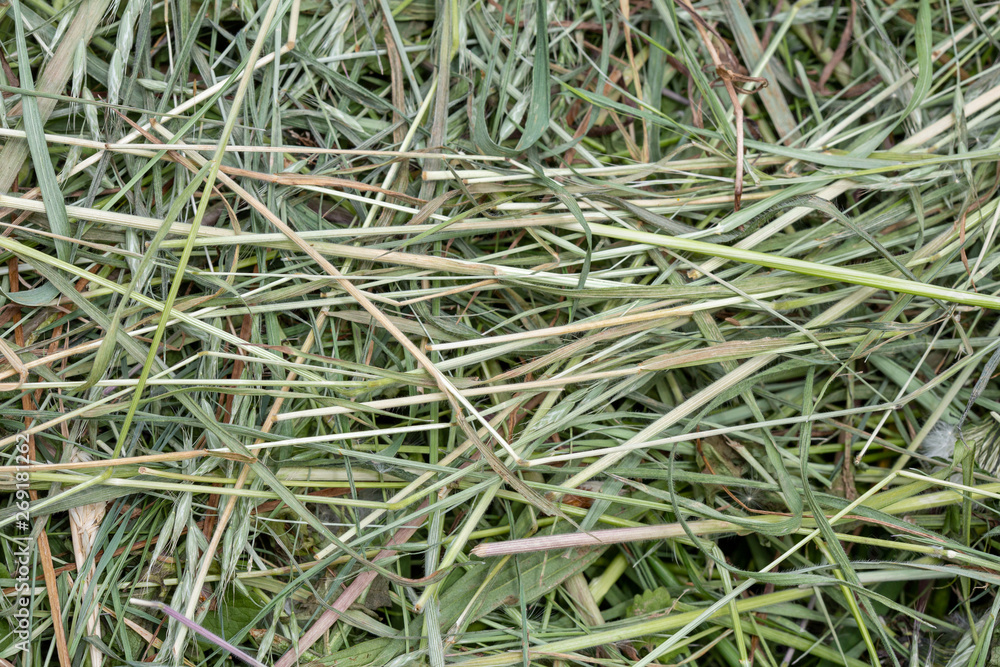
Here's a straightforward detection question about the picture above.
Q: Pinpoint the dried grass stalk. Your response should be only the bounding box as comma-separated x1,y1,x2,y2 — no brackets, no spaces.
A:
67,447,107,667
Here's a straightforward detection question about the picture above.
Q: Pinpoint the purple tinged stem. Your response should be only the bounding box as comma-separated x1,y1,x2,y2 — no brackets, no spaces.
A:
129,599,267,667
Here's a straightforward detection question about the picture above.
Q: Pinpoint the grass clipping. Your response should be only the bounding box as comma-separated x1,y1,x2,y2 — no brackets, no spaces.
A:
1,0,1000,665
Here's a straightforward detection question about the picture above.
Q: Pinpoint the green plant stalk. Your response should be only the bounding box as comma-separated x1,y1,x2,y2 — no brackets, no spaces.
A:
566,221,1000,310
712,543,749,667
449,588,865,667
414,479,503,612
815,538,881,667
588,553,628,605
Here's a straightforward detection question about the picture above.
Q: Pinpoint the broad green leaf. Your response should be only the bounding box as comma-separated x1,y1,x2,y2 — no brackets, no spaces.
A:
11,0,73,264
512,0,550,151
2,283,60,306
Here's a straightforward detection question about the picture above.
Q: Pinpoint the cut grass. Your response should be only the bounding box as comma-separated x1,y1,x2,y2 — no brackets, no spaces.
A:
1,0,1000,665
